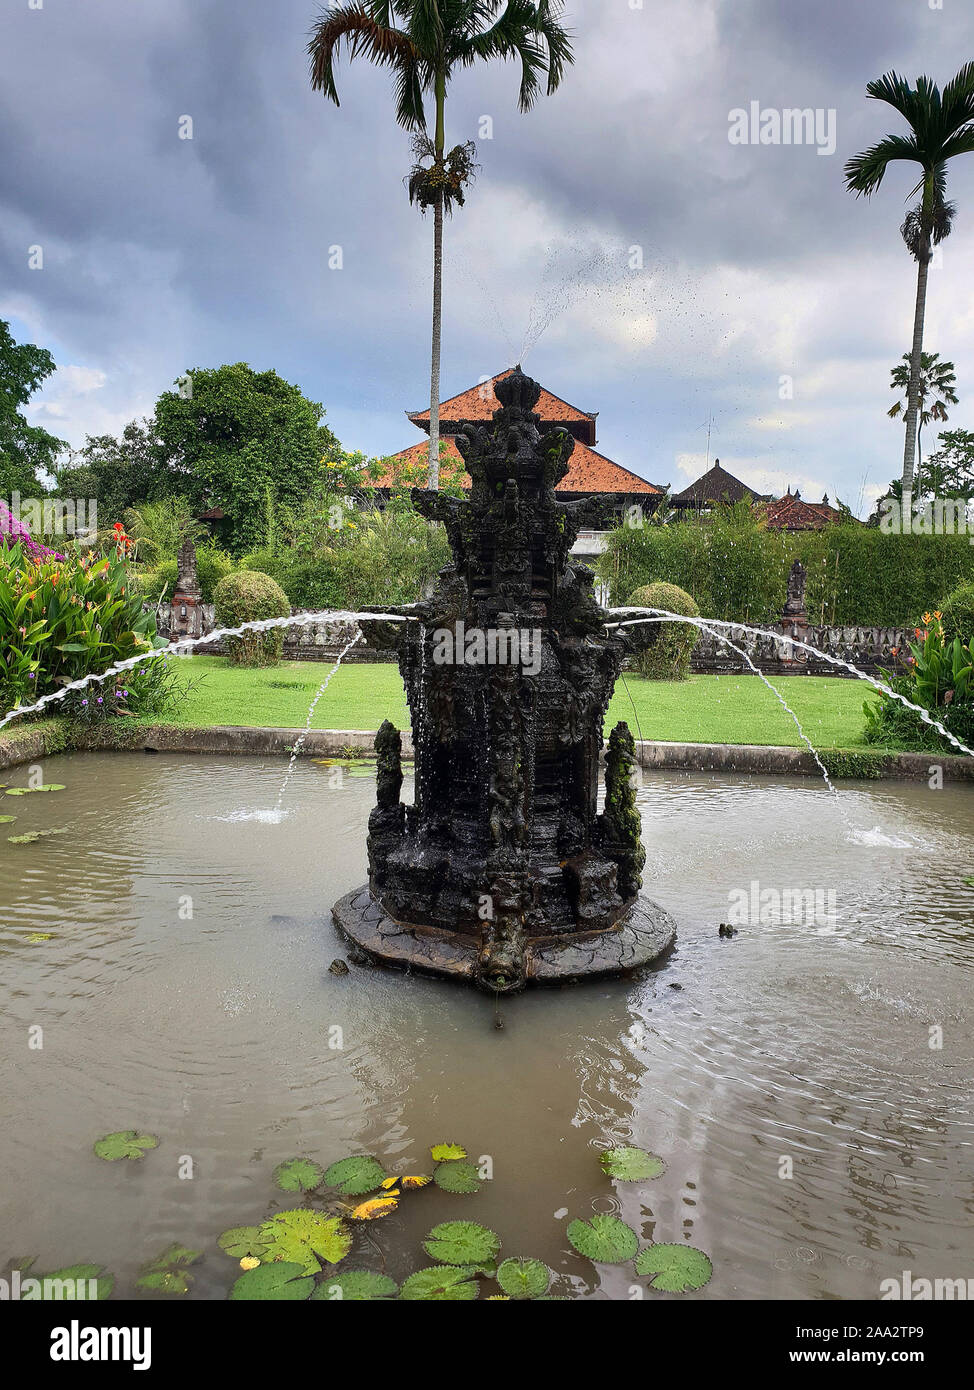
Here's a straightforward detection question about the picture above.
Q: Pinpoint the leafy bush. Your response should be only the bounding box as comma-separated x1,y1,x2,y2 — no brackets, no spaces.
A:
599,509,974,627
627,582,699,680
0,540,162,716
863,612,974,753
213,569,290,666
939,580,974,646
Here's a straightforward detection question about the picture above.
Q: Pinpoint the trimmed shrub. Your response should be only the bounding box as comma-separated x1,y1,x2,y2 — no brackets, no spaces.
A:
940,580,974,646
213,570,290,667
627,582,700,680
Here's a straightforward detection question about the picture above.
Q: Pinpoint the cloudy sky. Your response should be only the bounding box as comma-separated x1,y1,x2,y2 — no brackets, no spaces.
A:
3,0,973,513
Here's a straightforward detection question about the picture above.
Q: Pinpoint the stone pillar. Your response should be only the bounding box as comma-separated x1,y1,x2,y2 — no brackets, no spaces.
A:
172,536,205,640
779,558,808,666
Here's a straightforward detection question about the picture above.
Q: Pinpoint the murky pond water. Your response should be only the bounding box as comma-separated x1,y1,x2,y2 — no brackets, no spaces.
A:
1,751,972,1299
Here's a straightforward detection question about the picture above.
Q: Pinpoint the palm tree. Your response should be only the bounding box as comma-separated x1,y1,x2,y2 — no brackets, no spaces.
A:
309,2,574,490
845,63,974,499
888,350,959,476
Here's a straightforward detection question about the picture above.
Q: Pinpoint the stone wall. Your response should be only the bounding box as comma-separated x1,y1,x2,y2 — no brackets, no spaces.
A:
153,602,908,677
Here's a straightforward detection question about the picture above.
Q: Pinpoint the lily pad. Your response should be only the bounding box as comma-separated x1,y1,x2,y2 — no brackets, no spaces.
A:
567,1214,639,1264
323,1154,387,1196
93,1130,159,1161
8,828,67,844
33,784,66,793
218,1226,269,1261
599,1146,665,1182
229,1261,313,1301
433,1160,482,1194
258,1210,352,1274
635,1243,713,1292
311,1271,398,1301
400,1174,432,1190
4,788,32,796
431,1142,466,1162
0,815,16,824
136,1244,202,1295
496,1257,551,1299
423,1221,501,1267
38,1264,114,1300
273,1157,325,1193
399,1266,480,1301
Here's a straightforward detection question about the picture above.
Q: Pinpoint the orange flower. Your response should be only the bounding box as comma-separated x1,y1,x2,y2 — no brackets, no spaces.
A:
922,612,932,624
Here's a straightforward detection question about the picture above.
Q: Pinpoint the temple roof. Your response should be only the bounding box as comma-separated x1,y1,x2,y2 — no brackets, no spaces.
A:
762,490,846,531
408,368,599,446
374,436,661,497
671,460,768,506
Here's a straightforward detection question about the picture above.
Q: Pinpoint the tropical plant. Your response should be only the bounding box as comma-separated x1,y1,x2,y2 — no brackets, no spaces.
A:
845,63,974,497
212,569,291,667
309,0,574,489
0,319,65,498
863,610,974,752
0,541,163,715
939,578,974,645
888,351,958,473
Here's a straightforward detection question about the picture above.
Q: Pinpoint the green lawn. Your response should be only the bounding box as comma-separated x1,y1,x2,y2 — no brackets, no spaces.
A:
160,657,872,749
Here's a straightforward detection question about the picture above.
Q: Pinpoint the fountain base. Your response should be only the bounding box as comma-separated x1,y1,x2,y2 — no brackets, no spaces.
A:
332,886,676,991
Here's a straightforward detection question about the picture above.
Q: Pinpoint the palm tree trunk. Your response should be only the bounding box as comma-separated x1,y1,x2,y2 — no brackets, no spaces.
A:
901,179,934,505
427,70,447,492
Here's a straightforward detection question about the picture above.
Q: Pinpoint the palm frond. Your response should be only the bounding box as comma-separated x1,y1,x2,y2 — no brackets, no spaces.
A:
844,133,920,195
308,4,418,106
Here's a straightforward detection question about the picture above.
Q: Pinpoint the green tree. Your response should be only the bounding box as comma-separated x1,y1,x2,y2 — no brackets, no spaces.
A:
153,363,340,554
845,63,974,498
888,351,958,471
0,319,65,498
55,420,171,524
309,1,573,489
923,429,974,499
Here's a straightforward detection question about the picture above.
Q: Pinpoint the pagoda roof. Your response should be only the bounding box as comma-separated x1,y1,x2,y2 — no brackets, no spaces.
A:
372,436,661,497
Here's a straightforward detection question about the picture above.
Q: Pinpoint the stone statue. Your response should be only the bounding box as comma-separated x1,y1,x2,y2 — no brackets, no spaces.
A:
335,369,676,992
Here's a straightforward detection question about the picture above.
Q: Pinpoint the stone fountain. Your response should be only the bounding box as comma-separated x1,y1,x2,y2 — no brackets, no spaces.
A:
333,368,676,991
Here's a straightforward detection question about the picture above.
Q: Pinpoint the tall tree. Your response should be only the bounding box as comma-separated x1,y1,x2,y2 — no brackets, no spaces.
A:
887,350,958,474
309,1,574,489
845,64,974,499
0,319,65,498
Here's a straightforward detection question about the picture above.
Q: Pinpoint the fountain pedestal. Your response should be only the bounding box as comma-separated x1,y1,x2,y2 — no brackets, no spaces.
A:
334,369,676,991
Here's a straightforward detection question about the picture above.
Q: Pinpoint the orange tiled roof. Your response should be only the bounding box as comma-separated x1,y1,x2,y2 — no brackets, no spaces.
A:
371,436,660,496
408,368,598,444
762,491,847,531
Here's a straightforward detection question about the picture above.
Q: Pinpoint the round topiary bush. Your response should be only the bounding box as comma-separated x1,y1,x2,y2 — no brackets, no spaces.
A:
939,580,974,646
627,582,700,681
213,569,290,667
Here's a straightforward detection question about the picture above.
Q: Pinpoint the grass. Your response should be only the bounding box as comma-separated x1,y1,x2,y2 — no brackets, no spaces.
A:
146,656,874,749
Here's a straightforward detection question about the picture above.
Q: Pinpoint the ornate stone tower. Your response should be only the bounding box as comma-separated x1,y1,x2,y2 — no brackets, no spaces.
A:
334,369,676,991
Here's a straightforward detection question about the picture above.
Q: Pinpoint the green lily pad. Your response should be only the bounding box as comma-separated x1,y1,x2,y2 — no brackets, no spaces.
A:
399,1266,480,1301
567,1214,639,1264
136,1244,202,1295
229,1261,313,1301
635,1243,713,1292
431,1142,466,1162
0,815,16,824
433,1160,482,1194
258,1210,352,1274
599,1146,665,1182
33,784,66,793
496,1257,551,1299
8,828,67,844
311,1271,398,1301
93,1130,159,1161
273,1157,325,1193
38,1264,114,1300
423,1221,501,1267
322,1154,387,1196
218,1226,269,1261
4,788,32,796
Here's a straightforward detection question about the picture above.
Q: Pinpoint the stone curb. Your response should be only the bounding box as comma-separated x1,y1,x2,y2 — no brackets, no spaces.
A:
2,722,972,781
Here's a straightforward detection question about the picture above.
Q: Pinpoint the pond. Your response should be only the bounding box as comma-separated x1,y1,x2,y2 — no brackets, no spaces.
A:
1,751,971,1298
